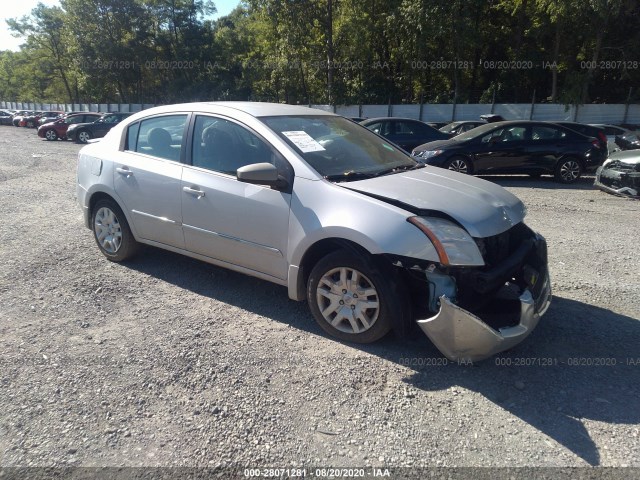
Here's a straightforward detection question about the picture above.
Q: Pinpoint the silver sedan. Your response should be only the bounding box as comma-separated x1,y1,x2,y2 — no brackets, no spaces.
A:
77,102,551,362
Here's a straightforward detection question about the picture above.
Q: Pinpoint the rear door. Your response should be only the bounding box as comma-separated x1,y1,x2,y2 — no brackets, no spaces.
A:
113,114,188,248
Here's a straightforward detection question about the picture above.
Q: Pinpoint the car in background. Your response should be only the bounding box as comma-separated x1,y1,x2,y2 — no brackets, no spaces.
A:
412,121,605,183
67,112,133,143
612,130,640,151
36,111,65,126
76,102,551,362
0,110,13,126
38,112,102,141
480,114,506,123
439,120,486,137
360,117,449,151
426,122,449,129
18,111,47,128
553,121,608,152
12,111,36,127
590,124,630,154
594,150,640,198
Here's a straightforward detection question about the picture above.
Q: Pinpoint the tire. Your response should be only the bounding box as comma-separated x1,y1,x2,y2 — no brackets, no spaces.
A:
44,129,58,141
91,198,139,262
77,130,91,143
444,156,472,174
307,249,399,343
554,158,582,184
27,121,34,128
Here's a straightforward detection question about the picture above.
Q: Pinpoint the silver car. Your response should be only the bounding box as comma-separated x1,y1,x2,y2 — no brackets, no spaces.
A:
77,102,551,362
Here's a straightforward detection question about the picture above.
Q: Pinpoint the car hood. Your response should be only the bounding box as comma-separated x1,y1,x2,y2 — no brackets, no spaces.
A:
345,167,526,238
413,138,459,152
604,150,640,167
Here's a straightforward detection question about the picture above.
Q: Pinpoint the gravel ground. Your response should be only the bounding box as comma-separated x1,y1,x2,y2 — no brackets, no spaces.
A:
0,126,639,476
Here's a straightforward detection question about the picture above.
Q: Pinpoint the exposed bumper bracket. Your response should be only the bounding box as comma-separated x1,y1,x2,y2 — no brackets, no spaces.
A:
417,274,551,362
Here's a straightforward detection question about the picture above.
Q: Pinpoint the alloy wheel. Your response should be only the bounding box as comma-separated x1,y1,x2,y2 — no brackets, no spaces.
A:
448,158,468,173
559,160,581,182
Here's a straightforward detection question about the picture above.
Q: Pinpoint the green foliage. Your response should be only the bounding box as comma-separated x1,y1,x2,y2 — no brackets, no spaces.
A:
1,0,639,105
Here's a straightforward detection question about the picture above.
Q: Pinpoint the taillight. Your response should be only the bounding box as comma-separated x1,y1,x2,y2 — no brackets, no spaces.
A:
598,132,607,144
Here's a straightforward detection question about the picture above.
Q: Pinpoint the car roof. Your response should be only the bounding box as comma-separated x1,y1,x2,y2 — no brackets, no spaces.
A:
362,117,427,123
134,102,335,118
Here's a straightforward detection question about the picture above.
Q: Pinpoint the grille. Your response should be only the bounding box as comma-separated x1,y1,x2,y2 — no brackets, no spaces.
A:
474,223,531,268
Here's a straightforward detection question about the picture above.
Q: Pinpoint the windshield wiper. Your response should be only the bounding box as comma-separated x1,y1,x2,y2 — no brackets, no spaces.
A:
324,170,378,182
373,163,426,177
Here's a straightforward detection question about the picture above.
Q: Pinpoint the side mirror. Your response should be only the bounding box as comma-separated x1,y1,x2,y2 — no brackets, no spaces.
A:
237,162,287,189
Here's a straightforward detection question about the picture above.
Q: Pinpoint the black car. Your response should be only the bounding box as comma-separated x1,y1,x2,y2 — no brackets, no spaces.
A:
439,120,487,137
360,117,449,151
66,112,133,143
553,122,608,151
613,131,640,151
0,110,13,126
412,121,606,183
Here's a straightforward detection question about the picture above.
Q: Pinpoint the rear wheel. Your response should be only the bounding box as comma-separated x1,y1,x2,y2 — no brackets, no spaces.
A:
555,158,582,183
45,129,58,141
77,130,91,143
445,156,472,174
91,198,139,262
307,250,397,343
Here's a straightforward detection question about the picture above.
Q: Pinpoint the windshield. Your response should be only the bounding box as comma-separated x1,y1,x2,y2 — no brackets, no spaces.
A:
261,115,417,179
453,122,501,142
439,122,460,133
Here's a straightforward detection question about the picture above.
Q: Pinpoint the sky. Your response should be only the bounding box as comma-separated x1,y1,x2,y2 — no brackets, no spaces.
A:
0,0,239,52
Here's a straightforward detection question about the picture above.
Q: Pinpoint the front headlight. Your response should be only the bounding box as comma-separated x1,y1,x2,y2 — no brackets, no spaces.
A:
419,150,443,159
408,216,484,266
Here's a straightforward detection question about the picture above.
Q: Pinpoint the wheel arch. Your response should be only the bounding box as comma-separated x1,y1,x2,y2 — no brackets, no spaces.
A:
86,190,139,239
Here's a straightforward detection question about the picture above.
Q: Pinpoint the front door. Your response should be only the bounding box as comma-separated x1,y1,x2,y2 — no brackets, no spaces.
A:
181,115,292,280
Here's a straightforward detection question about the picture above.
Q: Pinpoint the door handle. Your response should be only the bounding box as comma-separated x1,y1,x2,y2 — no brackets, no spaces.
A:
183,186,205,198
116,167,132,177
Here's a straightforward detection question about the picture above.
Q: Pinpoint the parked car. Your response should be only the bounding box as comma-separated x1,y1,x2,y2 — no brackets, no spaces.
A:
594,150,640,198
38,112,102,141
19,111,45,128
360,117,450,151
412,121,605,183
37,111,64,126
553,121,608,152
613,131,640,151
480,114,506,123
590,124,630,154
77,102,551,362
67,112,133,143
0,110,13,126
439,120,486,137
12,111,35,127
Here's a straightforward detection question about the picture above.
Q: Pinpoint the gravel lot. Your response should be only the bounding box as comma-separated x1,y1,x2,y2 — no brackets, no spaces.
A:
0,125,639,475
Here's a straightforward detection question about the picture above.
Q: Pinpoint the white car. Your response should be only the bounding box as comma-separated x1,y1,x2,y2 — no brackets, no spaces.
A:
76,102,551,362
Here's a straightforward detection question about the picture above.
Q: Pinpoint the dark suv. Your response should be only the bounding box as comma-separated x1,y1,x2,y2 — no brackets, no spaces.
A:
38,112,102,141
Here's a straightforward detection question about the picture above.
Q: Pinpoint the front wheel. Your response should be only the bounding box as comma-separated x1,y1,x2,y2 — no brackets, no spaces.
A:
77,130,92,143
307,250,397,343
555,158,582,183
445,157,472,174
91,199,139,262
44,129,58,141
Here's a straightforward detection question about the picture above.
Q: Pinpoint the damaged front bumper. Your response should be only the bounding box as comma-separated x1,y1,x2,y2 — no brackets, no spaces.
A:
594,164,640,198
416,233,552,362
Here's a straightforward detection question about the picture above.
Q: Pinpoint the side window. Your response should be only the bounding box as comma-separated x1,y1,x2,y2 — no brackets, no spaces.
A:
481,128,504,143
125,122,140,151
67,116,83,124
134,115,187,161
532,126,566,141
499,126,527,142
395,121,416,135
191,115,283,176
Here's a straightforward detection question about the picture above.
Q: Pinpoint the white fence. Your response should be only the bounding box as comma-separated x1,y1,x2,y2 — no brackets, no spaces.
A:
2,101,639,124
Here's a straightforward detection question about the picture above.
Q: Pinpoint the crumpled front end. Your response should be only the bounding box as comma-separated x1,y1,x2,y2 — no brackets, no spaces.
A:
594,159,640,198
415,226,552,362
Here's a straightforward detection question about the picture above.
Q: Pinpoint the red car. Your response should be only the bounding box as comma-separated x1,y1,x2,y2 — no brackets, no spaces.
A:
38,112,102,141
